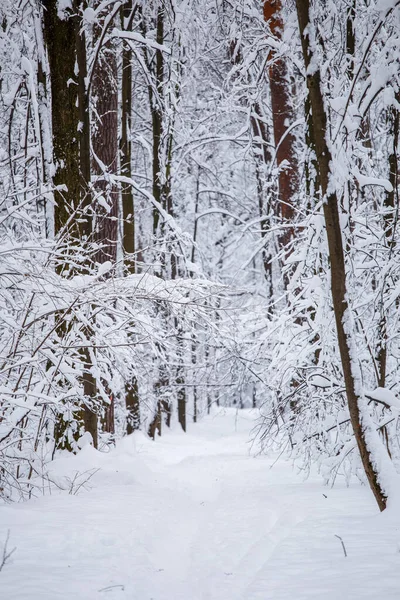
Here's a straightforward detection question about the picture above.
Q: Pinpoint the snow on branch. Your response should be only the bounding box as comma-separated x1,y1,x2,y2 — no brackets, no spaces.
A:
111,28,171,54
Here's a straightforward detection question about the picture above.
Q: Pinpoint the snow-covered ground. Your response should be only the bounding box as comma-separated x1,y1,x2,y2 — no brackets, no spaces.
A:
1,408,399,599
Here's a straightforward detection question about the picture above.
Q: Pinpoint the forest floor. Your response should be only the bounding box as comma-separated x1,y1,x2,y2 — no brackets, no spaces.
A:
1,408,400,599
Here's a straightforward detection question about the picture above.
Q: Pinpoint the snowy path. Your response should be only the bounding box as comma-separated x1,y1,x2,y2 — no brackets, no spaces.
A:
1,409,400,599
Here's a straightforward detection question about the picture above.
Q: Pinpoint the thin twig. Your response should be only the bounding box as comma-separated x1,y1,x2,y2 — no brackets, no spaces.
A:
334,534,347,557
0,531,16,572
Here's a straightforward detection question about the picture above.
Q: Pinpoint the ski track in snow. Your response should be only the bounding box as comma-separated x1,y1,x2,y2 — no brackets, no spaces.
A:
1,408,400,599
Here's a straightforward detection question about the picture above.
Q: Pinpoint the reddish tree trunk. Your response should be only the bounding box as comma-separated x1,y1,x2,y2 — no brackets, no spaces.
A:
264,1,298,250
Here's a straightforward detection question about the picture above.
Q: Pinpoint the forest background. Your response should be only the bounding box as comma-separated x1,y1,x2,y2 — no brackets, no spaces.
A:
1,0,400,513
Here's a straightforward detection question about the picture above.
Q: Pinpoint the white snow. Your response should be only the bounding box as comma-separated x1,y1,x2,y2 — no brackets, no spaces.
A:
1,409,399,599
365,387,400,412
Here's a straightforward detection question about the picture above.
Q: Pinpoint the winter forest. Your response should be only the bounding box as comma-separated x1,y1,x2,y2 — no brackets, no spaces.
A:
1,0,400,598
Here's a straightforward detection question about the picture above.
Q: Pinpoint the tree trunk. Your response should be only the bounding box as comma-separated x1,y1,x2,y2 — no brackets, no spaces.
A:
91,4,119,435
295,0,388,511
42,0,81,235
42,0,97,448
264,1,299,253
92,22,118,264
176,319,186,432
119,1,141,434
145,3,183,435
120,0,136,268
76,0,98,449
250,102,273,298
376,98,399,455
151,3,165,235
177,379,186,432
35,7,53,238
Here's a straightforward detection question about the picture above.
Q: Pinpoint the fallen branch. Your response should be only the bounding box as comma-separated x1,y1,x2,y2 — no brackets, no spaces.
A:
0,531,16,572
334,534,347,558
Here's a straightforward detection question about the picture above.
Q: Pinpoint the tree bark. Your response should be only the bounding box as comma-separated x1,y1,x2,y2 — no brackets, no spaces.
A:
120,0,136,267
264,1,299,252
42,0,97,448
119,1,141,434
91,3,120,435
151,3,165,234
145,3,185,435
42,0,81,235
251,102,274,297
92,21,118,264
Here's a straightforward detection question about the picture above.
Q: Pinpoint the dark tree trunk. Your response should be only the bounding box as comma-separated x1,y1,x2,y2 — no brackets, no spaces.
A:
35,14,53,237
148,387,162,439
346,1,356,79
42,0,81,235
151,3,165,234
119,1,141,434
250,102,273,298
92,32,118,263
144,3,167,437
120,0,136,267
176,319,186,432
145,3,185,435
42,0,97,448
177,379,186,432
91,3,119,435
376,98,399,457
296,0,387,511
